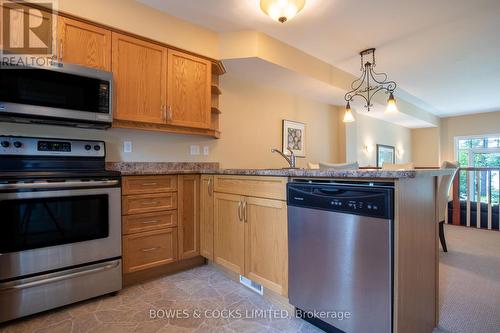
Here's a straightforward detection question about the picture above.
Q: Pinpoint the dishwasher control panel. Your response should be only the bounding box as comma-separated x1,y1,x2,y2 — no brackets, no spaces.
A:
287,181,393,219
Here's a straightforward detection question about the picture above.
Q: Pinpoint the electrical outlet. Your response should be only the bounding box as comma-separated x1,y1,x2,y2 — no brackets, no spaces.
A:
124,141,132,153
203,146,209,156
190,145,200,155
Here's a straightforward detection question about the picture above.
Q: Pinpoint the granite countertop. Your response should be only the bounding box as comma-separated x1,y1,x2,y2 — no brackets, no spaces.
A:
106,162,454,179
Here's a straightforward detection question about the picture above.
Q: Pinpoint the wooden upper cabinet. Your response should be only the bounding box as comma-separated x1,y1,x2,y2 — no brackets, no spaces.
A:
112,33,167,124
167,50,212,129
57,17,111,70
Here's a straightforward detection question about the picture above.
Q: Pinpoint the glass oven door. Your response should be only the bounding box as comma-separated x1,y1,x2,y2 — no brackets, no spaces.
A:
0,194,109,254
0,180,121,281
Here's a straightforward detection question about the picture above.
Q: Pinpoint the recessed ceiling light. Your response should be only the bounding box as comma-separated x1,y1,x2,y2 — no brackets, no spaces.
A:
260,0,306,23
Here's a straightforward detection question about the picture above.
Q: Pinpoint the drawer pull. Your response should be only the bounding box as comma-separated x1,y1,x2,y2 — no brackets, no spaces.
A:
141,247,160,252
142,182,158,186
141,200,160,205
141,220,159,224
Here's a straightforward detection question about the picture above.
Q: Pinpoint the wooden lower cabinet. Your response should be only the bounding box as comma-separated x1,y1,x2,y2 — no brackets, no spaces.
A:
122,192,177,215
214,193,245,275
210,176,289,296
122,175,178,275
178,175,200,259
245,197,288,296
123,210,177,235
200,175,214,260
123,228,177,273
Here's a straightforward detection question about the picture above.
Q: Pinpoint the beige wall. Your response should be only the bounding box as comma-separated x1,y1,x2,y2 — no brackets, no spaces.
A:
410,111,500,166
0,75,341,168
345,112,412,167
411,127,441,167
49,0,219,58
440,111,500,162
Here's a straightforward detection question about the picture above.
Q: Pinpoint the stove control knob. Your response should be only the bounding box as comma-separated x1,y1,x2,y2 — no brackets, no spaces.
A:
94,145,101,151
1,141,10,148
84,144,92,151
13,141,22,148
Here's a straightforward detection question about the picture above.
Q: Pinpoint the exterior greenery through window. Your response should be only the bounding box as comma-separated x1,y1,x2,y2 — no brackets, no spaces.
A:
456,135,500,204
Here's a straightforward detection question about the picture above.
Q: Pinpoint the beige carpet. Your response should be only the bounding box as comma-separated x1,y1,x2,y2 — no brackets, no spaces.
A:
434,225,500,333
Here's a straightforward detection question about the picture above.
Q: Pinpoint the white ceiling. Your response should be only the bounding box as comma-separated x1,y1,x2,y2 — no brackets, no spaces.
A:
138,0,500,117
224,57,434,128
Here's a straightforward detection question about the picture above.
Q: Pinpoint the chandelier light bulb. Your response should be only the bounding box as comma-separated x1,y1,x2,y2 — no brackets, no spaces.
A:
343,102,356,123
260,0,305,23
386,92,398,114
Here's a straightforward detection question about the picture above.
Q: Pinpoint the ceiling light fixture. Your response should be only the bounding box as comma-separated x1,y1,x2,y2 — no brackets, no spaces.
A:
343,48,398,122
260,0,306,23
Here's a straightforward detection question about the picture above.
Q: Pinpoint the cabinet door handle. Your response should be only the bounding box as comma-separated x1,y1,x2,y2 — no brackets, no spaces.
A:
141,220,159,224
237,201,242,221
142,182,158,186
243,201,248,222
208,178,212,196
59,39,64,60
161,105,166,121
141,200,160,205
167,106,173,121
141,247,160,252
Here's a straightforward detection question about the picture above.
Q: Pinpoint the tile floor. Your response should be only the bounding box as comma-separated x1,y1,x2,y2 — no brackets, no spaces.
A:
0,265,323,333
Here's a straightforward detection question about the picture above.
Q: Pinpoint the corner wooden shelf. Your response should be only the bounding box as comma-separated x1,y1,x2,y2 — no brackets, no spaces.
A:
209,60,224,136
212,61,226,76
211,85,222,95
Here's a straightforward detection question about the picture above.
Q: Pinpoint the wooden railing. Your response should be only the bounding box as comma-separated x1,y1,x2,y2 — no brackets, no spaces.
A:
451,167,500,230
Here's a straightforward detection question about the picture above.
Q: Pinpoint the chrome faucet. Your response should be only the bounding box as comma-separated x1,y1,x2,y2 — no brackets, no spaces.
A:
271,148,296,168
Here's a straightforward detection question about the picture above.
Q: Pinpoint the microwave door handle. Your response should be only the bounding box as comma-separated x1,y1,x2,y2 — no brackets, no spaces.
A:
0,179,119,190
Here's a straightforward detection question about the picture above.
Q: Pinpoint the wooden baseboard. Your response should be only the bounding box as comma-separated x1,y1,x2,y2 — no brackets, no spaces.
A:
123,256,206,287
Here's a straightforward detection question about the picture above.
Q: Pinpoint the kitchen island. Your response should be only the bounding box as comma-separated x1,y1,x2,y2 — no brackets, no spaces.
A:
107,162,453,333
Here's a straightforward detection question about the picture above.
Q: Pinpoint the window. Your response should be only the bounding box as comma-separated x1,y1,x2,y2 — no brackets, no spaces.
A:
455,135,500,204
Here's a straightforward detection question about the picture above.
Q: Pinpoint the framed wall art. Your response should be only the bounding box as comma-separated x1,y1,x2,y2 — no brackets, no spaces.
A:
282,120,306,157
376,144,395,168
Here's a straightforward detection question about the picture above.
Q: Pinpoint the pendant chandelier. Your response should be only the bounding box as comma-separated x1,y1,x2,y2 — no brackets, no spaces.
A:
343,48,398,123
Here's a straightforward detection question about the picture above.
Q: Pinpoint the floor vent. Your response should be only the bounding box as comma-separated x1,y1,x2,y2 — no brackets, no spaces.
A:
239,275,264,295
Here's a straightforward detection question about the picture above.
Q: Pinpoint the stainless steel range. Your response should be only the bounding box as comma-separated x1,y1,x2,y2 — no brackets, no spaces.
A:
0,136,122,323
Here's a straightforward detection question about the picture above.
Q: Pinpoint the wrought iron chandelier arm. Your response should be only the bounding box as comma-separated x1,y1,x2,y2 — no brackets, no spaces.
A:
345,72,367,101
369,67,397,92
367,85,392,102
349,92,370,106
345,72,367,102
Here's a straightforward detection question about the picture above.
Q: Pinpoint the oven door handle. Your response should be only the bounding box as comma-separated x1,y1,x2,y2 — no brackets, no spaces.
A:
0,260,120,291
0,179,119,190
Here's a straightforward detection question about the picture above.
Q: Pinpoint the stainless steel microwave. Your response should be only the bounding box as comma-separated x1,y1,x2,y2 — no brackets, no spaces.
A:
0,63,113,129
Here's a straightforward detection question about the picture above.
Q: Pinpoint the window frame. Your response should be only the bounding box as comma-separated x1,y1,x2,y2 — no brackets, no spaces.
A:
454,134,500,167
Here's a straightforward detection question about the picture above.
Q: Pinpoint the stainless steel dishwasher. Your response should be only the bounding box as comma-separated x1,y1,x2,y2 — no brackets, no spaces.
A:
288,180,394,333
